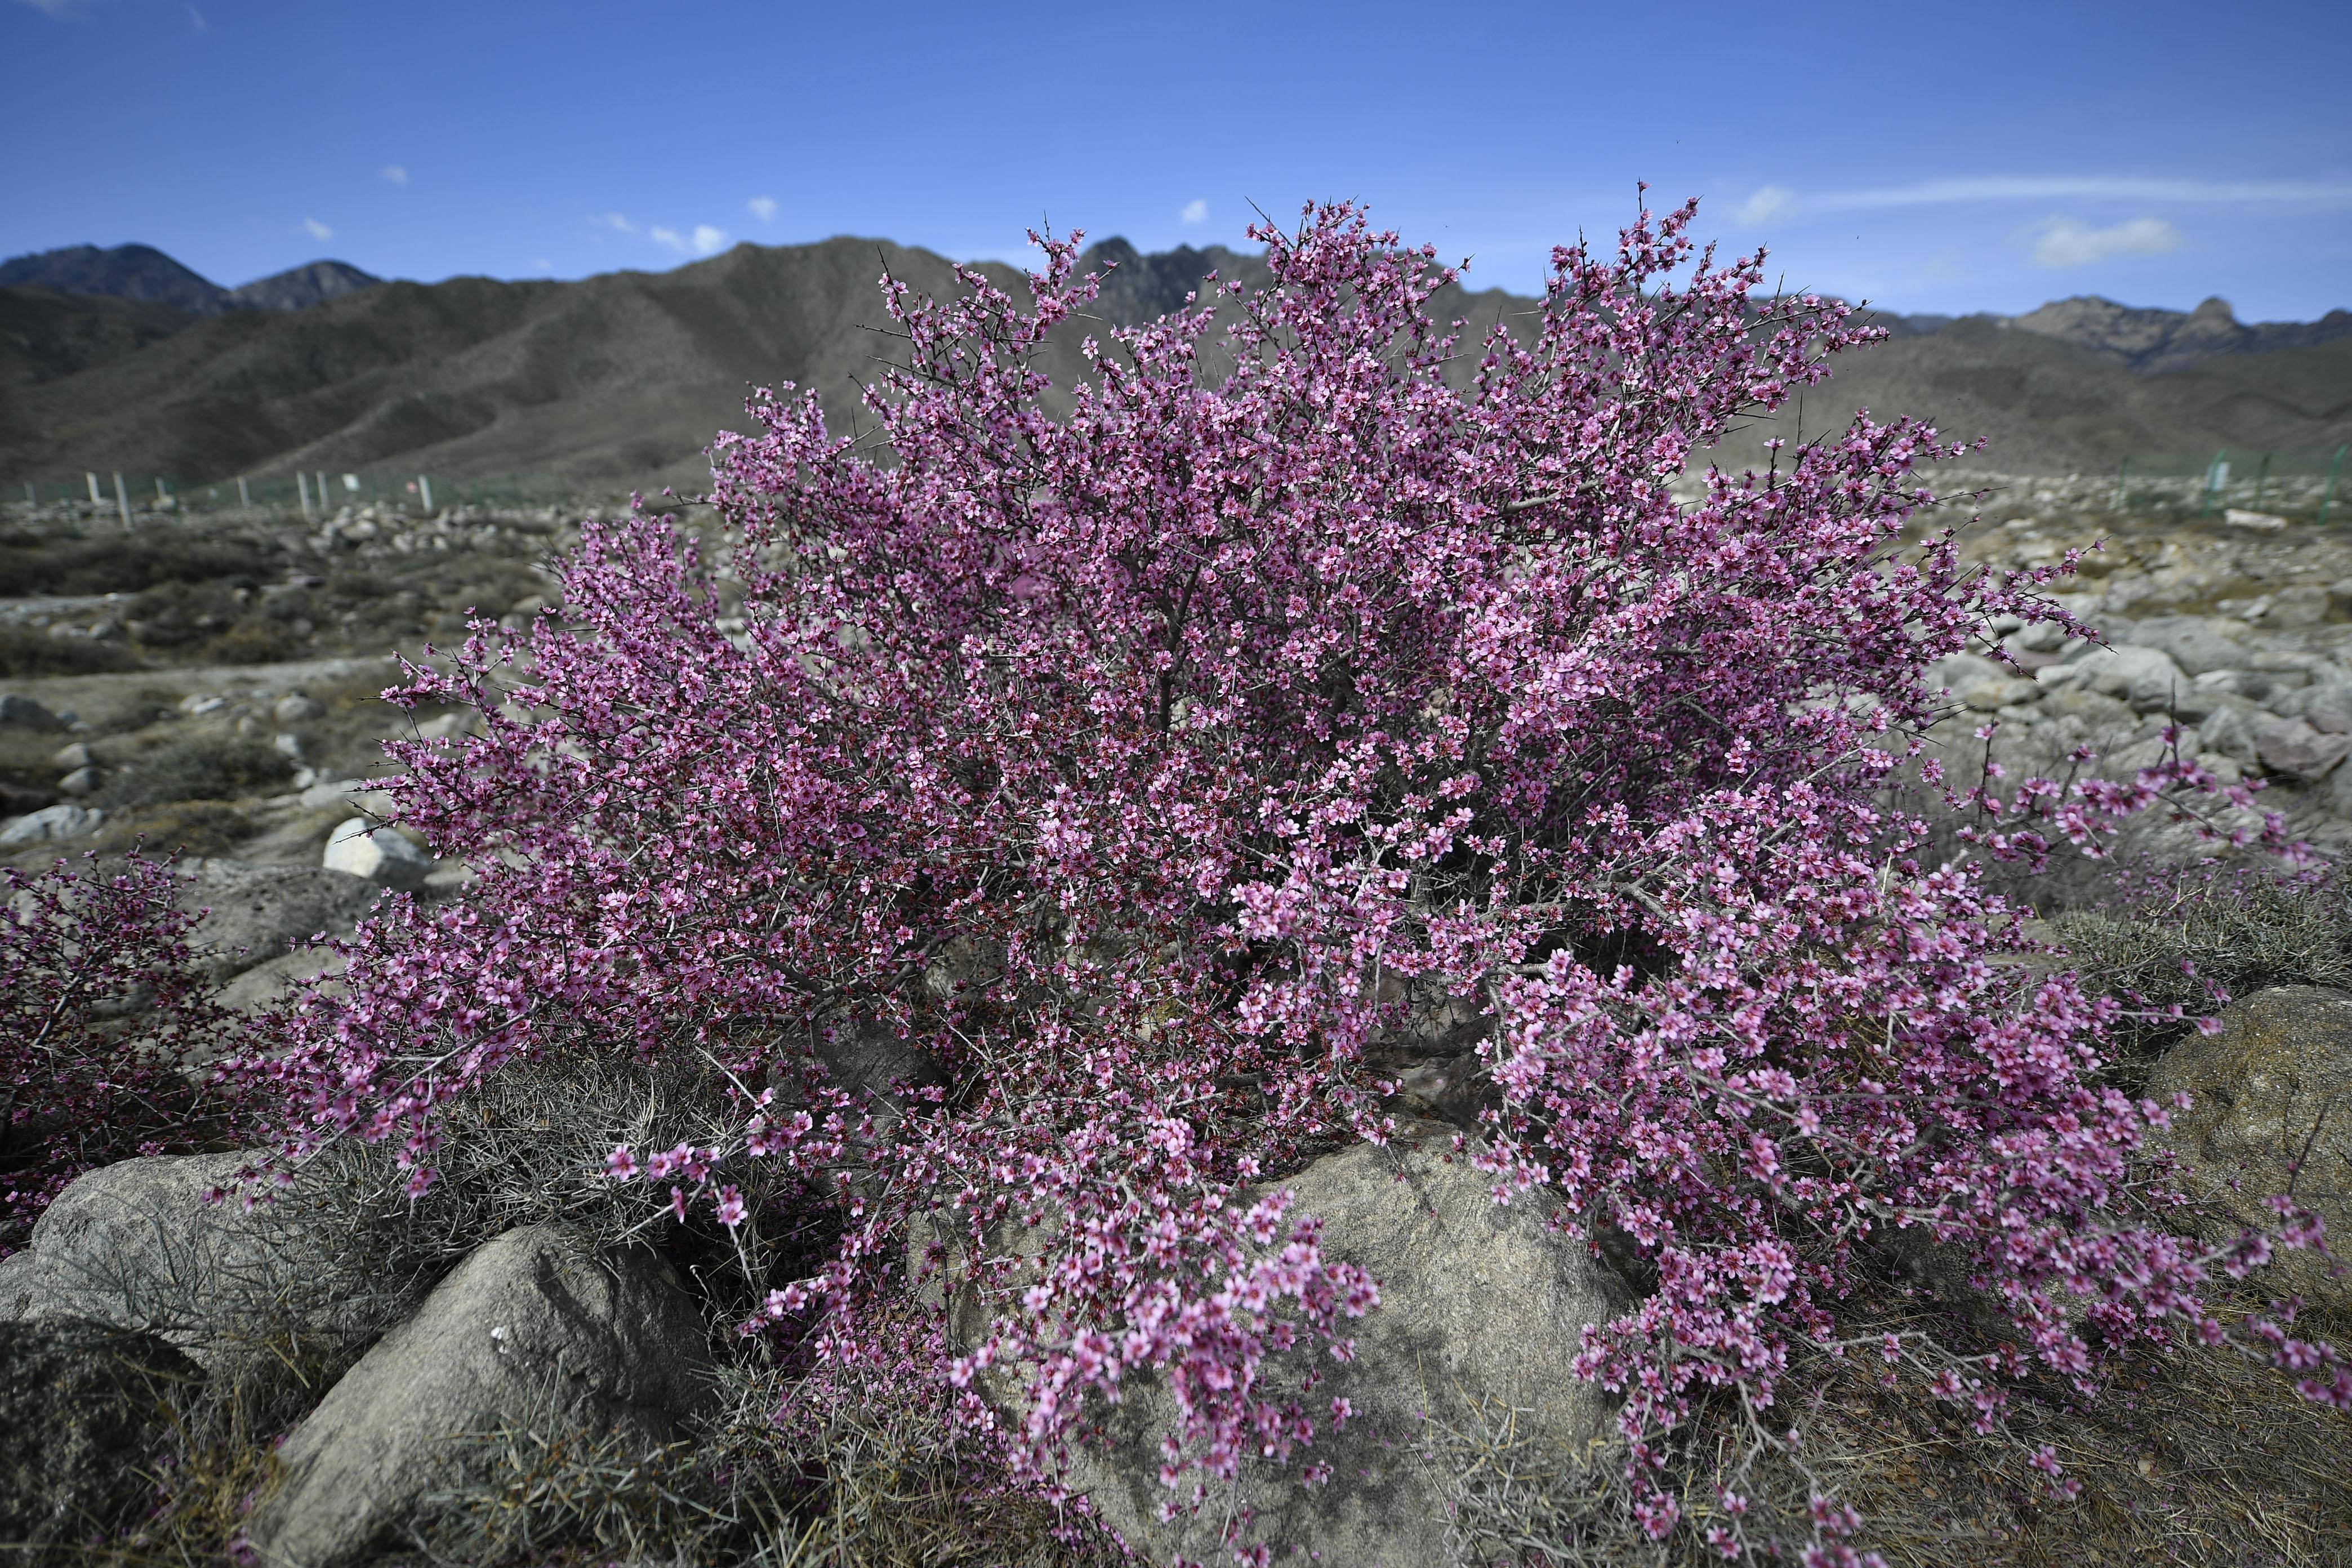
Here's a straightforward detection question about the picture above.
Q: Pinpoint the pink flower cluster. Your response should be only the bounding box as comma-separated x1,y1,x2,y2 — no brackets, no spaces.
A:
3,852,238,1254
229,197,2343,1556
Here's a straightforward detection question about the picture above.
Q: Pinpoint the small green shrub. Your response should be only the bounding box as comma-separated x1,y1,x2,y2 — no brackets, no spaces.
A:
2051,868,2352,1090
0,625,141,676
100,736,295,809
0,536,278,598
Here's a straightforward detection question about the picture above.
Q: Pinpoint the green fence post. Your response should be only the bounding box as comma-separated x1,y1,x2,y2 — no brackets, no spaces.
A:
2253,452,2272,513
2203,450,2226,518
2323,444,2347,527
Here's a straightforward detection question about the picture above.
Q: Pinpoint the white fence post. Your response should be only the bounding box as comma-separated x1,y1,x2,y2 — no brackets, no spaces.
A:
86,472,101,505
113,471,132,530
299,471,313,520
318,471,329,510
21,482,32,507
418,474,433,512
238,475,252,507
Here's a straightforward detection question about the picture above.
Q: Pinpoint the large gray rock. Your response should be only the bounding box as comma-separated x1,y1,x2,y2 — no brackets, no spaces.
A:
0,693,65,731
0,1153,266,1360
180,859,383,982
2255,718,2352,782
0,1152,408,1373
0,1319,195,1553
938,1136,1629,1568
2148,986,2352,1314
242,1224,715,1568
0,801,103,845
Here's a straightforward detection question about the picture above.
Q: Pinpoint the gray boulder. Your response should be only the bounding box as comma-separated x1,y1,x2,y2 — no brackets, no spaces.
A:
2256,719,2352,782
2127,615,2252,678
242,1224,715,1568
0,1153,265,1360
0,1319,195,1553
0,693,65,731
0,801,103,845
938,1135,1629,1568
180,859,384,982
2148,986,2352,1313
321,817,433,888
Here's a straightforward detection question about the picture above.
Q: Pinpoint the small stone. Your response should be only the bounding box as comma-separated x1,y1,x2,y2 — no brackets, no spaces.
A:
275,693,325,723
2222,508,2288,531
1960,676,2041,710
55,766,99,798
51,740,92,770
2268,584,2332,627
179,694,226,716
0,803,104,846
0,694,64,732
323,818,433,887
273,732,304,759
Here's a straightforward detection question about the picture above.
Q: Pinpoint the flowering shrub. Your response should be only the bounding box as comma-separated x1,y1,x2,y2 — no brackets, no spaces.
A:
234,198,2347,1559
3,852,239,1254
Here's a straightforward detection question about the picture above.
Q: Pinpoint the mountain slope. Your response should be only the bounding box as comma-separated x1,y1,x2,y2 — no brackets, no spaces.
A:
1,238,2344,488
0,244,230,315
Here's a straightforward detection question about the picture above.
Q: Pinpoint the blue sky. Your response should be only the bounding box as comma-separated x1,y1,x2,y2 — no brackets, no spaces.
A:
3,0,2347,320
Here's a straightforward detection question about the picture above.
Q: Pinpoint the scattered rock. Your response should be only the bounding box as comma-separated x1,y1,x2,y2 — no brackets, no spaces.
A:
2147,986,2352,1314
322,817,433,887
0,1319,197,1553
0,801,104,845
51,740,93,769
56,765,99,796
2255,719,2352,782
216,947,350,1015
2223,509,2289,532
937,1135,1629,1568
242,1224,715,1568
274,693,324,723
0,693,66,730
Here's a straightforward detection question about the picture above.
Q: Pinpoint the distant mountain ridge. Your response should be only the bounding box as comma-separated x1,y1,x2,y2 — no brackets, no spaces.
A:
0,236,2345,485
2003,295,2352,375
0,243,382,317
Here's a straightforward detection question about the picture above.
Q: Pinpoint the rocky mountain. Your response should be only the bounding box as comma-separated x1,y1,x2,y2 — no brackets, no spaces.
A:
2005,295,2352,375
0,243,382,318
0,244,228,315
224,260,383,313
0,236,2344,487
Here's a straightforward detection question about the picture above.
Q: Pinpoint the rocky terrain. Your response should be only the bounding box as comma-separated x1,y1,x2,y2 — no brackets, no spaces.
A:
5,473,2352,1565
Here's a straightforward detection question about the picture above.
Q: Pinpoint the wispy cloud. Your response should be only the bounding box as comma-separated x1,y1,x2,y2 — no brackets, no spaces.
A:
16,0,88,15
2030,215,2181,268
185,3,203,28
302,217,333,242
534,257,553,273
1734,175,2352,224
1180,198,1209,226
747,195,778,224
380,164,408,187
603,212,638,234
651,224,729,256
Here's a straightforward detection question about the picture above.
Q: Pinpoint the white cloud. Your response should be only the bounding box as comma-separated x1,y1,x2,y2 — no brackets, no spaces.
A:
380,164,408,186
747,196,778,224
1732,184,1796,225
2030,215,2182,268
16,0,87,16
1179,198,1209,226
185,3,204,28
1732,175,2352,224
302,217,333,242
534,257,554,273
604,212,638,234
692,225,728,255
649,225,687,253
